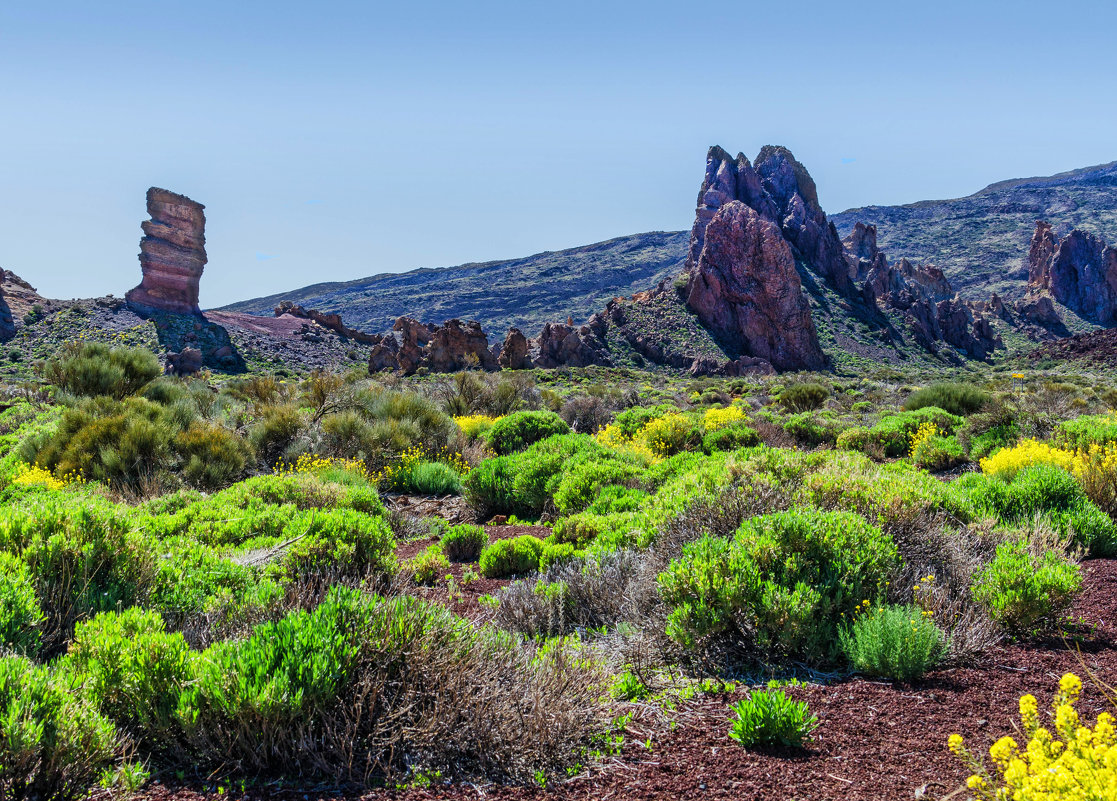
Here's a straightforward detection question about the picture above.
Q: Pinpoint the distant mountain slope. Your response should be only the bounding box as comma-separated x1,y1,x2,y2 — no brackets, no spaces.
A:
831,161,1117,301
220,231,688,335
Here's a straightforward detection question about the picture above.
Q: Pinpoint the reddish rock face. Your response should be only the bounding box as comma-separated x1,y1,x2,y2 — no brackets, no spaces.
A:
685,201,825,371
367,317,498,375
498,328,532,369
126,188,207,315
1027,220,1117,324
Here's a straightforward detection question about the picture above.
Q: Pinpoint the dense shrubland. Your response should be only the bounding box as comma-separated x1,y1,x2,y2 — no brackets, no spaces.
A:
3,343,1117,795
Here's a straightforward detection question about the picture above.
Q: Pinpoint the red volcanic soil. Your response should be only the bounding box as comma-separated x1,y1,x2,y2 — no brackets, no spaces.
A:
1029,327,1117,368
204,311,313,338
138,559,1117,801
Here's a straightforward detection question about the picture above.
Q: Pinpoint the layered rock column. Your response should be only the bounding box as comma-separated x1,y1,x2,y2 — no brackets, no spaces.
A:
126,188,207,315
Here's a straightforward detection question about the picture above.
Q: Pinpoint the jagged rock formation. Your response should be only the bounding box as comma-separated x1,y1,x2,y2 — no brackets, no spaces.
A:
686,202,825,371
126,188,208,315
1026,220,1117,324
368,317,498,375
844,223,1000,359
686,146,853,298
274,301,379,344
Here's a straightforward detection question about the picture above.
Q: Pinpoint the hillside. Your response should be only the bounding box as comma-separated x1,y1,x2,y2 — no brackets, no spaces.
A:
831,161,1117,301
219,231,688,335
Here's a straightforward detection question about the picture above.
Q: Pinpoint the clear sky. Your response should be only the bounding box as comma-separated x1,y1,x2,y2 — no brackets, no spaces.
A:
2,0,1115,308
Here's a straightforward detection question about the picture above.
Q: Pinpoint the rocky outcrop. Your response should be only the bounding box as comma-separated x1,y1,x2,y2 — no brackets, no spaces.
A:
164,348,203,376
497,328,532,369
368,317,498,375
686,202,826,371
126,188,207,315
843,219,1000,359
525,321,612,369
1026,220,1117,324
686,145,853,295
274,301,379,344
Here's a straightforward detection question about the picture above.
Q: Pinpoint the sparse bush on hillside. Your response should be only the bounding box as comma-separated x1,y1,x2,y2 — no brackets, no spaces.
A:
248,404,304,467
39,342,161,400
778,383,829,412
442,524,487,562
175,421,249,490
971,537,1081,633
904,382,990,416
839,602,946,680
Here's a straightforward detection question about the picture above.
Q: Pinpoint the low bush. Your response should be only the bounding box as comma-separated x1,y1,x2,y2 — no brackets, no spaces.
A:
727,690,818,747
611,404,676,438
175,421,249,490
966,422,1020,461
702,422,760,454
979,439,1074,480
658,508,899,663
0,655,123,801
703,405,748,431
40,341,161,400
1055,413,1117,450
408,546,450,586
783,412,839,447
479,535,545,578
971,538,1081,633
405,461,463,495
0,552,44,655
454,414,500,441
904,383,990,416
442,524,487,562
248,405,304,467
778,383,829,413
867,408,965,458
538,541,580,573
911,433,966,472
486,411,570,455
838,603,946,680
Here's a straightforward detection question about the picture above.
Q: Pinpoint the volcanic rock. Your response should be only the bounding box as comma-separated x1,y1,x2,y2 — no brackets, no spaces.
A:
527,322,612,369
274,301,379,344
498,328,532,369
164,348,203,376
1027,220,1117,323
367,317,498,375
685,201,826,371
126,188,207,315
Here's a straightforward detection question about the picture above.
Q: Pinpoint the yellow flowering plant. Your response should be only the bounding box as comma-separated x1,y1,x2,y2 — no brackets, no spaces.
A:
11,462,82,491
980,439,1075,480
950,673,1117,800
453,414,502,441
703,405,748,432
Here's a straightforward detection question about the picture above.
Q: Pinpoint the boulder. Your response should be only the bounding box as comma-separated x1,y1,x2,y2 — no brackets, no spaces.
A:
498,328,532,369
366,317,498,375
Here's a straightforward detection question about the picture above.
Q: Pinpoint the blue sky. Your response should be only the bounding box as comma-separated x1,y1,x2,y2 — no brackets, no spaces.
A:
2,0,1115,307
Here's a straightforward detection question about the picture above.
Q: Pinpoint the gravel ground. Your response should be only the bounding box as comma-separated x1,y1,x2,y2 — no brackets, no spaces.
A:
133,558,1117,801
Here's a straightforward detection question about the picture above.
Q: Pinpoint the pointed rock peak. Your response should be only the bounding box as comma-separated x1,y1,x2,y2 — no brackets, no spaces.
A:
754,145,820,209
706,145,734,165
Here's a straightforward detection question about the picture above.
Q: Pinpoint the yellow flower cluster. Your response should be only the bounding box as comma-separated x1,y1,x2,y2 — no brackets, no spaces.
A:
273,453,371,481
1069,442,1117,516
11,462,82,491
594,422,660,464
950,673,1117,800
453,414,502,440
980,438,1076,480
373,445,471,487
703,405,748,432
909,421,939,457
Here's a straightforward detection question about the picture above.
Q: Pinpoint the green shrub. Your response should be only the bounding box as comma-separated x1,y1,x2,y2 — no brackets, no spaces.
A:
1055,414,1117,450
867,408,965,457
702,423,760,454
967,422,1020,461
479,535,545,578
40,342,161,400
463,456,516,518
955,466,1117,555
727,690,818,747
838,603,946,680
783,412,839,447
408,546,449,586
584,485,649,515
270,508,396,586
904,382,990,416
175,421,248,490
403,461,463,495
835,426,877,455
0,655,122,800
62,608,193,744
611,404,676,438
27,397,179,487
486,411,570,455
539,541,580,572
442,524,487,562
778,383,829,412
658,508,898,663
249,405,304,467
552,456,645,515
0,553,44,655
971,538,1081,633
911,434,966,472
